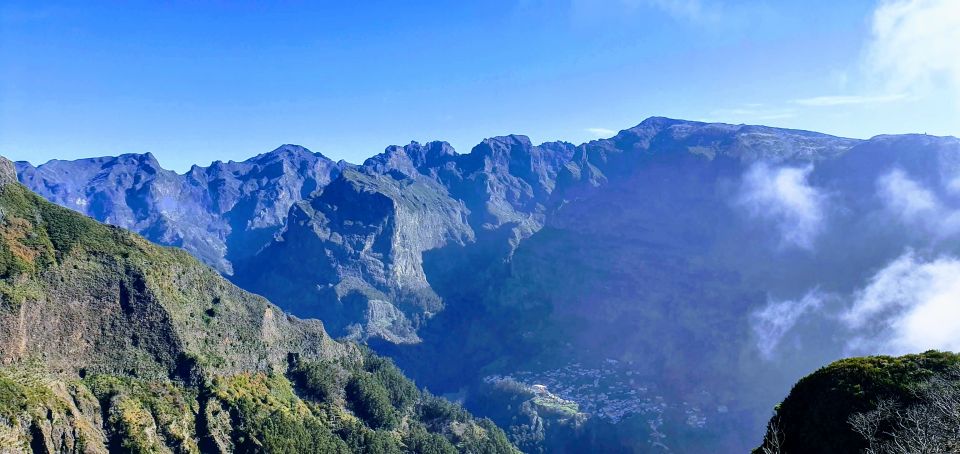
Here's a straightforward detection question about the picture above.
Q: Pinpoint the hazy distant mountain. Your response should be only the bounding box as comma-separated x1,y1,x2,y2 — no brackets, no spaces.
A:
17,118,960,452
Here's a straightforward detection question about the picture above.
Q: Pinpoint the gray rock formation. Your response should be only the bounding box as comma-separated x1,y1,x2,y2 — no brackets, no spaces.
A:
16,145,342,274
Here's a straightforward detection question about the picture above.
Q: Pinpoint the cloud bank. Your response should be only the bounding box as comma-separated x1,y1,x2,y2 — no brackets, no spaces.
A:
844,251,960,355
753,168,960,360
738,163,825,249
754,251,960,360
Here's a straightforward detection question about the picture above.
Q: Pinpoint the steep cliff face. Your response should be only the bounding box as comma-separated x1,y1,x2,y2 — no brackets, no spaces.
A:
234,168,474,343
227,136,578,343
0,158,516,453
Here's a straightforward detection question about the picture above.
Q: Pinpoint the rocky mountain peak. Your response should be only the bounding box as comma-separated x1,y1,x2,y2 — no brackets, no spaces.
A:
256,143,322,162
409,141,457,167
638,115,695,129
0,156,17,187
363,141,457,177
479,134,534,152
117,152,164,171
600,117,861,162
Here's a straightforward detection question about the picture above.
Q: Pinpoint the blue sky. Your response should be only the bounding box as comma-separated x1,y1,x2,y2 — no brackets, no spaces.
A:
1,0,958,171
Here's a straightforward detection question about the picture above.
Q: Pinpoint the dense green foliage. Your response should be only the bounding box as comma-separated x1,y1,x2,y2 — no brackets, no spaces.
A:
236,411,349,454
338,420,404,454
290,353,518,453
210,372,350,453
462,419,519,454
347,373,400,430
290,358,342,404
404,425,459,454
756,351,960,454
0,375,30,420
364,353,420,412
417,392,470,425
0,182,140,278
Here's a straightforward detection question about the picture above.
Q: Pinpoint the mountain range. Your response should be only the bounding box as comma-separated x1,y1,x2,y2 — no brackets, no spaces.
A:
0,156,516,453
14,117,960,452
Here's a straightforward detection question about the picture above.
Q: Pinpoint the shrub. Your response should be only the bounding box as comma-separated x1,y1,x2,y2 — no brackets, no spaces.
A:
0,375,28,419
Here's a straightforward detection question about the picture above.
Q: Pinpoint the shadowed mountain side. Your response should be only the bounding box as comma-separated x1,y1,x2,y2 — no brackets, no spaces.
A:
363,125,960,452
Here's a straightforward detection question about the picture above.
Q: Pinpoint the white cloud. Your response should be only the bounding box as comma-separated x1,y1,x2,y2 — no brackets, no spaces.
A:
788,0,959,112
844,251,960,355
738,163,826,249
751,291,824,359
586,127,617,137
792,93,909,107
877,168,960,237
866,0,960,101
878,168,940,220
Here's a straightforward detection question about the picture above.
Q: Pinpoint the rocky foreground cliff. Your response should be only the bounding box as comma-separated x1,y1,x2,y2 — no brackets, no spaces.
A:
0,157,516,453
